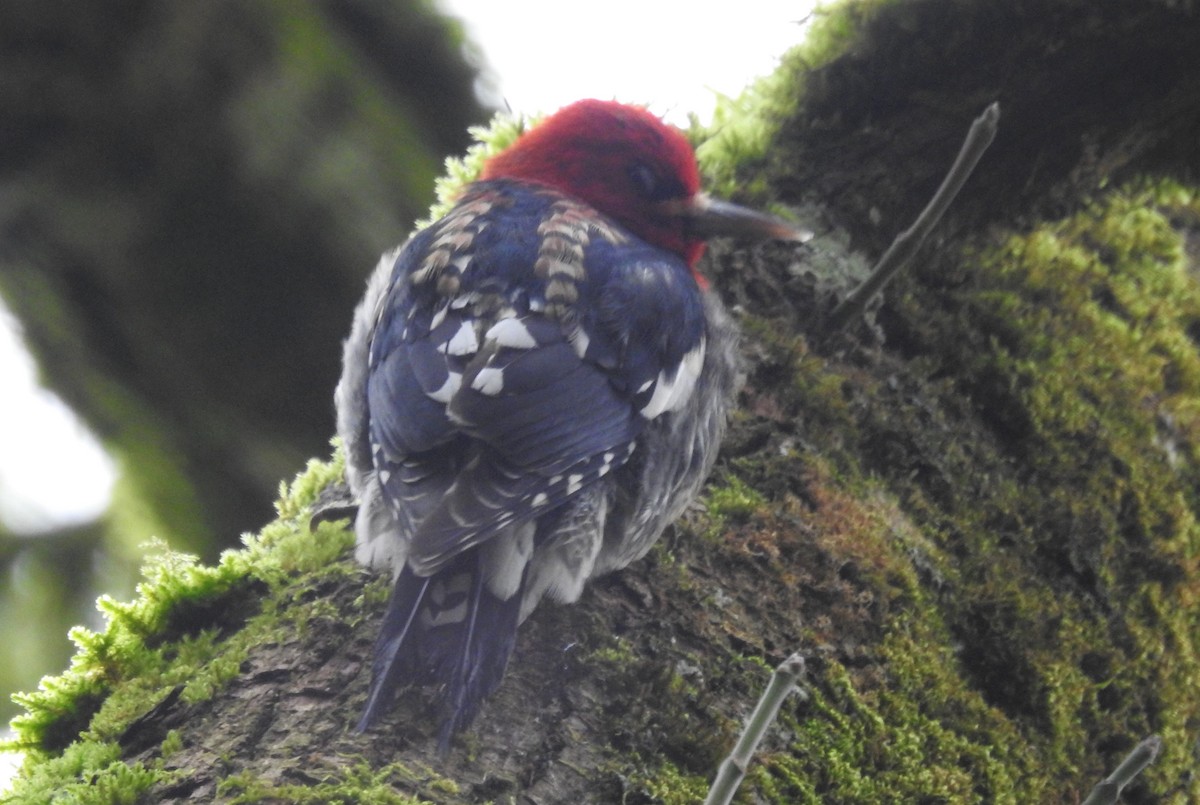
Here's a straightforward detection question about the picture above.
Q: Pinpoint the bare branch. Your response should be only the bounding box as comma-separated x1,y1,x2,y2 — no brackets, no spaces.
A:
704,652,807,805
1081,735,1163,805
828,102,1001,332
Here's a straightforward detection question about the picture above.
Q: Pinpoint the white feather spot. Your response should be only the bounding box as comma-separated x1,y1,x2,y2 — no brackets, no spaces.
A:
422,576,470,627
532,492,548,508
444,320,479,355
566,473,583,495
639,338,706,418
471,366,505,395
426,370,461,403
378,468,391,485
570,326,590,359
637,378,654,394
482,523,535,600
486,317,538,349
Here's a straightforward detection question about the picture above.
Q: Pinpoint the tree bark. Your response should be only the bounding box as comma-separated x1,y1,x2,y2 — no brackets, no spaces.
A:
9,1,1200,802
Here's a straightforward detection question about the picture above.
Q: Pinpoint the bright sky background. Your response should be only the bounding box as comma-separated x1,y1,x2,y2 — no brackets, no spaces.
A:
439,0,814,126
0,308,116,533
0,2,816,785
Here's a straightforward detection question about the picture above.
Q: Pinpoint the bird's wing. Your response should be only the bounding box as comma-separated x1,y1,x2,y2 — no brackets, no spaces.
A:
366,185,707,576
406,311,644,574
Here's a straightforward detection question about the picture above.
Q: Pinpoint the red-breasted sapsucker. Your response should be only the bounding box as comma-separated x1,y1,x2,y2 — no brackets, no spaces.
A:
336,99,808,748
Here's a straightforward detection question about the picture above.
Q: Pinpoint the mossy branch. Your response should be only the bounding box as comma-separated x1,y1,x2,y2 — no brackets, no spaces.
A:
1080,735,1162,805
828,102,1001,332
704,652,807,805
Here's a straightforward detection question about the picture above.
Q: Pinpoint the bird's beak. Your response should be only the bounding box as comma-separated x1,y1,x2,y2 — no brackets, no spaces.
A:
661,193,813,244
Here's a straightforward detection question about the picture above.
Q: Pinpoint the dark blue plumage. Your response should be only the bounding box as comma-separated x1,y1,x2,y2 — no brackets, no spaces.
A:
335,99,805,750
344,178,712,745
371,179,705,561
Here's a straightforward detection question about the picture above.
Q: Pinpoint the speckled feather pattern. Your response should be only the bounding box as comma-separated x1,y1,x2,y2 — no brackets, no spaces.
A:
336,177,741,742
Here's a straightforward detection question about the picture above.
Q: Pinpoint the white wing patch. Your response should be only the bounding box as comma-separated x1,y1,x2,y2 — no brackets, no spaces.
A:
427,370,462,403
481,523,535,600
443,320,479,356
639,338,706,419
569,326,590,359
471,365,505,395
486,317,538,350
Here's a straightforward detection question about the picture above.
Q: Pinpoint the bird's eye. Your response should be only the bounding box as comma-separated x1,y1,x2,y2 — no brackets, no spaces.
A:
628,162,688,202
628,163,659,198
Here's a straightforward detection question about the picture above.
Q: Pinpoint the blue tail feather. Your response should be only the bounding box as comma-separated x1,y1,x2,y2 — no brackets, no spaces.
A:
355,571,431,732
356,552,523,750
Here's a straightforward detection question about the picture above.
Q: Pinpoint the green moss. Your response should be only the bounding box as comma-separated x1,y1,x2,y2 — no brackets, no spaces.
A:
159,728,183,759
218,760,442,804
0,740,171,805
5,6,1199,795
963,180,1200,790
853,177,1200,799
700,475,768,525
589,635,638,667
3,447,356,798
586,631,736,780
420,112,533,227
666,178,1200,801
752,619,1037,803
694,0,901,200
637,758,711,804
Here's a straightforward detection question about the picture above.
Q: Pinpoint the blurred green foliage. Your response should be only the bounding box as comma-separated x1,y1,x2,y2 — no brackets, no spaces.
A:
0,0,490,726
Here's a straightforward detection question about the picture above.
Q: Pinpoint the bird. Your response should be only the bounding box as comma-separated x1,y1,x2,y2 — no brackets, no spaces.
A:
335,99,809,749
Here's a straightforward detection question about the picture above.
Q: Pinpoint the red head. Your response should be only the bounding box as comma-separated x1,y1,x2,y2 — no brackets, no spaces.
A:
483,100,705,265
483,99,809,273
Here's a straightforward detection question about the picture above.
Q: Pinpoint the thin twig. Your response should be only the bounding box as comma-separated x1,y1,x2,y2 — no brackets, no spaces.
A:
704,652,807,805
1080,735,1163,805
828,102,1001,332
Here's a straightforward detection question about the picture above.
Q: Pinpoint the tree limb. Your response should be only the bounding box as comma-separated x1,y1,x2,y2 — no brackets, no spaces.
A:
828,102,1001,332
704,652,807,805
1080,735,1162,805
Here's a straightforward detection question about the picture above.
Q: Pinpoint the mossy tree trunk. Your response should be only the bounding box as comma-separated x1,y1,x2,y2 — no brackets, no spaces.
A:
9,1,1200,803
0,0,488,728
